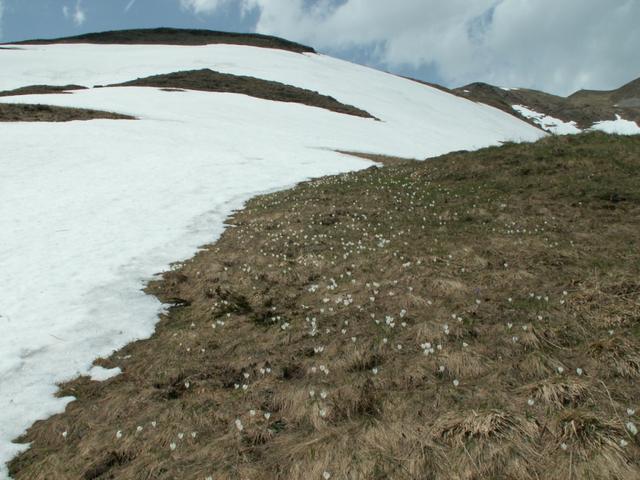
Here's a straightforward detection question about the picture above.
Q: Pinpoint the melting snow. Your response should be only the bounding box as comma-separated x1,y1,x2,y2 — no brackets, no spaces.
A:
0,43,543,477
512,104,582,134
591,115,640,135
88,366,122,382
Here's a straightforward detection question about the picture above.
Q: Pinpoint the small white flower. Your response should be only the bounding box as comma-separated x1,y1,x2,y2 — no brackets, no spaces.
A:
557,366,564,374
191,431,197,438
319,409,327,417
627,408,635,416
184,381,190,389
372,367,378,375
309,390,315,397
178,432,184,440
116,430,122,439
243,372,250,379
560,443,568,450
626,421,638,436
576,368,583,376
320,390,328,399
136,426,143,433
170,442,177,451
323,471,331,479
250,409,256,416
453,379,459,387
151,421,157,428
620,439,629,447
62,431,68,439
235,419,244,431
527,398,535,406
439,365,445,372
264,412,271,420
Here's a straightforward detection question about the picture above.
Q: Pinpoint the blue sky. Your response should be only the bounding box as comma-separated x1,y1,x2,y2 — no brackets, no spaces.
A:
1,0,638,95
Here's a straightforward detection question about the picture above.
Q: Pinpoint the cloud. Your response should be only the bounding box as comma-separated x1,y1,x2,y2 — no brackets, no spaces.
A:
180,0,231,14
180,0,640,96
125,0,137,13
63,0,87,26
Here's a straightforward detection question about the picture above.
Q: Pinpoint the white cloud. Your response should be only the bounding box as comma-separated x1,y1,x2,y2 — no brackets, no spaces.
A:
180,0,640,96
63,0,87,26
180,0,231,14
125,0,137,13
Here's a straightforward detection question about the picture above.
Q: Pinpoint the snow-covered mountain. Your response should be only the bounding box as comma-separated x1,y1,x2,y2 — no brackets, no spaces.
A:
0,29,543,478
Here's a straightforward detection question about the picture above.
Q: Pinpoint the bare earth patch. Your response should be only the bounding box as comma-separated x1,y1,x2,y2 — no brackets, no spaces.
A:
0,103,135,122
0,85,87,97
108,69,376,119
9,133,640,479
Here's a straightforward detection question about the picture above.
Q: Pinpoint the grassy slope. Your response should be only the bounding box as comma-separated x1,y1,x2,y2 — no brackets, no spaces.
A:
108,69,375,119
10,133,640,479
453,81,640,128
0,103,134,122
7,28,315,54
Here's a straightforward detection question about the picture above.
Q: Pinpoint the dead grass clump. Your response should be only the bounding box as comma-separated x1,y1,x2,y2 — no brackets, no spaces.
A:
331,380,382,421
523,377,589,408
432,410,540,479
440,348,488,378
542,410,637,480
516,351,566,381
430,277,470,296
587,337,640,377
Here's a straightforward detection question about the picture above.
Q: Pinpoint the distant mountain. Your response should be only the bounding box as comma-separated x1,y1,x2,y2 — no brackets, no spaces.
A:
6,27,315,53
449,78,640,134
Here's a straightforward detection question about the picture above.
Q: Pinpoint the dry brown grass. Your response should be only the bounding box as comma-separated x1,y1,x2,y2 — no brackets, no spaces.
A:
108,70,376,119
0,103,135,122
8,133,640,479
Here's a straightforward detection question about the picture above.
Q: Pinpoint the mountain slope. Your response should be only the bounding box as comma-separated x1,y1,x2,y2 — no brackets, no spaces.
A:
6,27,315,53
453,78,640,134
9,133,640,480
0,30,543,478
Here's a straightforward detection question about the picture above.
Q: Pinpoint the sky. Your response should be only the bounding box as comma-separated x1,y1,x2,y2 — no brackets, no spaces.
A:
1,0,639,96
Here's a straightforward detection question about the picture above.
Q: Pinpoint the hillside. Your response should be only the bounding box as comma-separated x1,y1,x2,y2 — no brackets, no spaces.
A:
6,27,315,53
453,79,640,134
0,29,543,479
9,133,640,479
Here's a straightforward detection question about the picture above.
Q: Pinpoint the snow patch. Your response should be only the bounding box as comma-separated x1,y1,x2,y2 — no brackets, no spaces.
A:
88,366,122,382
512,104,582,135
591,115,640,135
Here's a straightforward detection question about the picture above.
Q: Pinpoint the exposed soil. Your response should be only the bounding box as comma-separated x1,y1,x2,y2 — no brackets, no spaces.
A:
9,133,640,479
108,69,376,119
8,28,315,54
0,85,87,97
0,103,134,122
